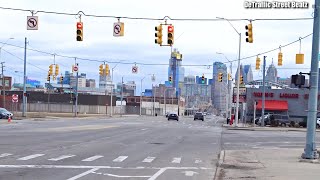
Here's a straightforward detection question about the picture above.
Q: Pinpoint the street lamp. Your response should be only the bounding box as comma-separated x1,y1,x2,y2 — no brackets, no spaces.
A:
0,37,14,109
217,52,233,120
217,17,241,127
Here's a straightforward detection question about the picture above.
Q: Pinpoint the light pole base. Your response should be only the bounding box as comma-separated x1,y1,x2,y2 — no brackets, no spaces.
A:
302,146,319,159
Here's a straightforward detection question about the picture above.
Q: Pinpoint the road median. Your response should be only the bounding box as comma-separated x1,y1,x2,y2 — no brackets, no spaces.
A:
223,124,320,132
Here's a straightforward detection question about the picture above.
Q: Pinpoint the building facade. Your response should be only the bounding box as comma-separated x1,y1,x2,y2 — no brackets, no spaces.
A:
86,79,96,88
266,62,278,83
212,62,228,114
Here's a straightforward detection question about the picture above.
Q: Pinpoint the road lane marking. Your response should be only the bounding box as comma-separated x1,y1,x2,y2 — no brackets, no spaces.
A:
0,153,12,158
194,159,202,164
172,157,181,163
81,155,104,162
113,156,128,162
142,157,156,163
215,119,220,124
92,171,151,178
148,168,167,180
48,155,75,161
67,168,99,180
18,154,44,160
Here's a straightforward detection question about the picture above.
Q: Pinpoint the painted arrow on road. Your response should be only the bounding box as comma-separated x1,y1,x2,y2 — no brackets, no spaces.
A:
182,171,199,176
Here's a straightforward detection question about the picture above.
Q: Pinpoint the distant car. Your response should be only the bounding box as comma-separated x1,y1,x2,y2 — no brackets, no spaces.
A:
165,112,170,118
168,113,179,121
194,112,204,121
317,118,320,129
0,108,13,119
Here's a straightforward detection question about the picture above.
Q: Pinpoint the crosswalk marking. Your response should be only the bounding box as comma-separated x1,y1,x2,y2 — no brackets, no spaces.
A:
142,157,156,163
171,157,181,163
113,156,128,162
195,159,202,164
18,154,45,160
48,155,75,161
81,155,104,162
0,153,12,158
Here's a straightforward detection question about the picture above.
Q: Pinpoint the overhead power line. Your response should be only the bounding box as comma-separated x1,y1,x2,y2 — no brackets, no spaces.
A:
0,6,313,22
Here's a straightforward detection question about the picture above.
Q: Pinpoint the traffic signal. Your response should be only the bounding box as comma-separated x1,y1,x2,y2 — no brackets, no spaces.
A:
228,73,232,80
105,64,110,76
245,23,253,43
55,64,59,76
201,74,205,84
218,73,223,82
76,22,83,41
278,52,283,66
49,64,53,75
240,75,244,84
99,64,104,76
47,73,50,82
155,25,163,45
256,56,261,70
169,76,172,83
167,25,174,45
60,76,64,83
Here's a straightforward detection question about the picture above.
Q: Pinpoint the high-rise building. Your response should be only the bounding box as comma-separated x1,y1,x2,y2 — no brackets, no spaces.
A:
243,65,253,83
212,62,228,114
86,79,96,88
266,62,278,83
168,49,184,96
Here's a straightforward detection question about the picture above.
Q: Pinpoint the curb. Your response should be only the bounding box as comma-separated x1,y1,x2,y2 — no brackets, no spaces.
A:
214,150,225,180
225,127,320,132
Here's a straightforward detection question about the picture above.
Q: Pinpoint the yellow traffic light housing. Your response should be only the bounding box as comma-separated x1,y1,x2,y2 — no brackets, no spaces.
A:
47,73,50,82
55,64,59,76
240,75,244,84
169,76,172,83
167,25,174,45
105,64,110,76
278,52,283,66
60,76,64,83
49,64,53,76
245,23,253,43
228,73,232,81
256,56,261,70
99,64,104,75
155,25,163,45
76,22,83,41
218,73,223,82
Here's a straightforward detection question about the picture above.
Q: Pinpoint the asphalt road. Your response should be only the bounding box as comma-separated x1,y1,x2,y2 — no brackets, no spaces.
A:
0,115,224,180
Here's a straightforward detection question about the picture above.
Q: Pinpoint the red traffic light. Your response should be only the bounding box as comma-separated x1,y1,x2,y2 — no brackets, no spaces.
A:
77,22,83,29
168,25,174,33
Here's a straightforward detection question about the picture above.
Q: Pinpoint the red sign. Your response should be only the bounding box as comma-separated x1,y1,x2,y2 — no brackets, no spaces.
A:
12,94,18,103
279,93,299,98
168,25,174,32
73,66,78,72
253,92,274,98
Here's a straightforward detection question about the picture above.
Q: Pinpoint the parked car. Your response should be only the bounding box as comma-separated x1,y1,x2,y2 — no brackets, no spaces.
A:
0,108,13,119
256,114,272,126
299,118,320,128
194,112,204,121
273,114,290,127
168,113,179,121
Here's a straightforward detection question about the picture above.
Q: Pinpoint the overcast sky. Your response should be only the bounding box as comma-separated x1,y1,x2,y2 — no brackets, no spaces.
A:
0,0,315,93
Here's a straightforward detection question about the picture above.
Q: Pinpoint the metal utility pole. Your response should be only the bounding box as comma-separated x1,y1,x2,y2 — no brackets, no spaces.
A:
120,76,123,117
47,78,51,112
74,60,79,117
302,0,320,159
140,76,146,116
235,33,241,127
110,86,113,117
22,37,27,117
0,62,5,108
261,56,266,127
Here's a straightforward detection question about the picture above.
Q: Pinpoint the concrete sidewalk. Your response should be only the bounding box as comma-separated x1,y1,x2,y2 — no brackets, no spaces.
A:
215,148,320,180
222,123,320,132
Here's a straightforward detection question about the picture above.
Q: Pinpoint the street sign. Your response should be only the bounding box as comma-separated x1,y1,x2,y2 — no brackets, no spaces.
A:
73,66,78,72
132,66,138,74
113,22,124,37
233,87,247,103
27,16,38,30
12,94,18,103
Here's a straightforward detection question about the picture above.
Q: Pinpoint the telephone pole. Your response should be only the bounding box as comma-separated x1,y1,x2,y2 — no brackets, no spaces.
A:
0,62,5,108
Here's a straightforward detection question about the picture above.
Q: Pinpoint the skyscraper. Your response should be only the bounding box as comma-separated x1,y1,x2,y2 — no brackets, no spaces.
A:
243,65,253,83
168,49,184,96
266,62,278,83
212,62,228,114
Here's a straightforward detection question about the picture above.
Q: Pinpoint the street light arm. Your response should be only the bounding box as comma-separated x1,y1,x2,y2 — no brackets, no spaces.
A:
216,17,240,35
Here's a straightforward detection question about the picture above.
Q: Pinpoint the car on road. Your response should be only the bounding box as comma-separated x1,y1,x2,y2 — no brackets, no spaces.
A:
168,113,179,121
0,108,13,119
194,112,204,121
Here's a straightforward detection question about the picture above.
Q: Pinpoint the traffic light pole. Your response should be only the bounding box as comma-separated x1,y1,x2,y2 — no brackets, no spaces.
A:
261,56,266,127
22,37,27,117
235,33,241,127
302,0,320,159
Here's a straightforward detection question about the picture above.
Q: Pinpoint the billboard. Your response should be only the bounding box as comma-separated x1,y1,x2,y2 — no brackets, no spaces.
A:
233,87,246,103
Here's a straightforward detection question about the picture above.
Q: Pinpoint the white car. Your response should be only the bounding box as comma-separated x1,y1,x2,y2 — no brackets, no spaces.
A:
317,118,320,128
